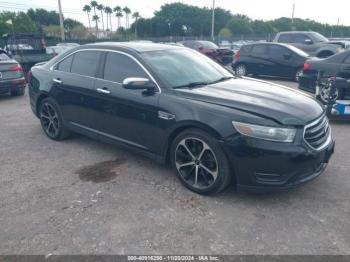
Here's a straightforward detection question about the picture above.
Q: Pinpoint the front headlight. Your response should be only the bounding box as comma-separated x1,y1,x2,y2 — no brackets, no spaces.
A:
232,121,296,143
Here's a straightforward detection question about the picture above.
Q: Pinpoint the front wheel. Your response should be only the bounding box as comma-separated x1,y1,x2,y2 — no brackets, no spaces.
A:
39,97,70,140
235,64,247,77
170,129,232,195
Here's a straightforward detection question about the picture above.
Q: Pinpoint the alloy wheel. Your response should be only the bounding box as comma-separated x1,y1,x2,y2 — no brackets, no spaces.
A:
175,137,218,189
236,65,247,76
40,102,60,138
320,85,339,103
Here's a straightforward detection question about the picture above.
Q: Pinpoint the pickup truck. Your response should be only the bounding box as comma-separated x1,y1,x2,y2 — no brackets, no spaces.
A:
273,31,350,58
2,33,55,73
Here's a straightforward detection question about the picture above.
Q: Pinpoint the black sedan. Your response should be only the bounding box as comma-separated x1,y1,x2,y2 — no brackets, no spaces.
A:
28,42,334,194
233,43,309,81
299,50,350,99
0,50,26,96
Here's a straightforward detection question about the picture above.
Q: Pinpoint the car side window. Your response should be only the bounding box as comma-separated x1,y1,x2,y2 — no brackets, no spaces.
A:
103,52,148,83
343,55,350,64
278,34,291,43
56,54,74,72
70,51,101,77
251,45,268,57
293,34,312,44
269,45,289,59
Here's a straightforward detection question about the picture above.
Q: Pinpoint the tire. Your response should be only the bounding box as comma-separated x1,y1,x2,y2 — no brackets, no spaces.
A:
235,64,247,77
170,128,232,195
10,88,25,96
319,84,344,104
39,97,70,141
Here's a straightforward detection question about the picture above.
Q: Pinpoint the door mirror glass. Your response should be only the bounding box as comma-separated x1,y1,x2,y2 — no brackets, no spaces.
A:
122,77,156,92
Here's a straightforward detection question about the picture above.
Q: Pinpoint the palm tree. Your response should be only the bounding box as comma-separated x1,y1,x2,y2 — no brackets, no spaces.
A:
123,7,131,29
132,12,140,38
104,6,113,32
90,1,98,31
92,15,100,36
114,6,123,30
97,4,105,31
82,5,92,29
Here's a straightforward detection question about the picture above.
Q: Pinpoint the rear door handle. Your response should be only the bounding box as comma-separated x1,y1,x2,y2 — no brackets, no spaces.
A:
53,78,63,84
96,87,111,94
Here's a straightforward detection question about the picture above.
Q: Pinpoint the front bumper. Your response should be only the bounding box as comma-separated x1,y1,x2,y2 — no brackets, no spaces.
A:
221,136,335,193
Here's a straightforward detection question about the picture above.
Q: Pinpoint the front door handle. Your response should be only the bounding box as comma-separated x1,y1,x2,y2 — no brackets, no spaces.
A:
53,78,63,85
96,87,111,94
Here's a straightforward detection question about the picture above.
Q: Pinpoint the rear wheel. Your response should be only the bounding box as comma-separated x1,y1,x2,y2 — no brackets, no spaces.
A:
39,98,70,140
170,129,232,194
235,64,247,76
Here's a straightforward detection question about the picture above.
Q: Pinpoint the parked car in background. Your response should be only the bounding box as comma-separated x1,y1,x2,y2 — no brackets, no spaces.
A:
0,50,26,96
233,42,308,81
274,31,349,58
28,42,334,194
56,42,80,48
46,44,78,57
2,33,55,73
181,40,234,65
299,50,350,99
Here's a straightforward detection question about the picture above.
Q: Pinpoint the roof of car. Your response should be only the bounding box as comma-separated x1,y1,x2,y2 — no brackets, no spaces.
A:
85,42,182,53
278,31,316,34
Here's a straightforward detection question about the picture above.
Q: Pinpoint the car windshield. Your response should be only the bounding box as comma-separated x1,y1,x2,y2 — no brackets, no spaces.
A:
311,32,329,43
286,45,309,57
141,48,233,88
199,41,219,49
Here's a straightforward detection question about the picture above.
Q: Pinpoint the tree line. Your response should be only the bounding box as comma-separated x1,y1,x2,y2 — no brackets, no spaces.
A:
0,2,349,41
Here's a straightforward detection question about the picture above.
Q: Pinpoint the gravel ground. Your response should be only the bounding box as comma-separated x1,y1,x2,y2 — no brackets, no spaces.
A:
0,79,350,255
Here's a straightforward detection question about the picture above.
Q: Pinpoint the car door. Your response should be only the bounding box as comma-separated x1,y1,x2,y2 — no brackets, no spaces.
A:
93,51,162,153
267,45,296,77
51,50,103,130
249,44,270,75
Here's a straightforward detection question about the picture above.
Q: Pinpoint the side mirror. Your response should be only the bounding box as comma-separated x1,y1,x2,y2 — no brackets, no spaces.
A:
304,39,313,45
122,77,156,92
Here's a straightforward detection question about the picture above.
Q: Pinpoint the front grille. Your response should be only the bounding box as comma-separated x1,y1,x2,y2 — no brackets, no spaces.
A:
304,115,331,150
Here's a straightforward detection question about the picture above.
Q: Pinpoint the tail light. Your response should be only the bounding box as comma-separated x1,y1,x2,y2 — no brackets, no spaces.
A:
8,64,23,71
235,50,241,59
303,63,311,71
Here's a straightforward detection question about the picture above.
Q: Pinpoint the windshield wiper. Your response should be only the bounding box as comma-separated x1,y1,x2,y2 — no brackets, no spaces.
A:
173,81,209,89
208,76,234,84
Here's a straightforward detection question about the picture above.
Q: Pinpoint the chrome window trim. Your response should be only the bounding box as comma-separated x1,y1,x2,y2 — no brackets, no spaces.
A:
303,114,332,151
49,48,161,93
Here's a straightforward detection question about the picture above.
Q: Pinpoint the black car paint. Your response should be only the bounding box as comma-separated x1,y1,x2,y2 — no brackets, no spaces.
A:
299,50,350,97
233,43,307,79
28,42,334,192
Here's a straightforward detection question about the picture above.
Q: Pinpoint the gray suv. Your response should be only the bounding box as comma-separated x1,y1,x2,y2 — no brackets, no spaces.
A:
274,31,349,58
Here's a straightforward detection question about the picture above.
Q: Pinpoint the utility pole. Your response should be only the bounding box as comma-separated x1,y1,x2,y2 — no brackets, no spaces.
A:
211,0,215,41
58,0,65,41
291,2,295,23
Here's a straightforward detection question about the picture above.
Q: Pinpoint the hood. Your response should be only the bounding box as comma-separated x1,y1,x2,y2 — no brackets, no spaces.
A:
175,78,324,126
327,41,348,48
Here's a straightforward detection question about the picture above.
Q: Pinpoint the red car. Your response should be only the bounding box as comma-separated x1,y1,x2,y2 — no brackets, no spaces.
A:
181,40,234,66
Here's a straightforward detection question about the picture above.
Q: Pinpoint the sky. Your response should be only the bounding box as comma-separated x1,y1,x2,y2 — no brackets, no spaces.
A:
1,0,350,27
